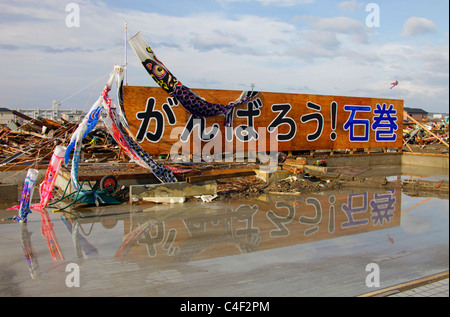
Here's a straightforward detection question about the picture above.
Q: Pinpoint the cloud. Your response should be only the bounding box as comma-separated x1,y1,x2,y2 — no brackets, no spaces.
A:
189,30,263,55
127,12,297,58
401,17,438,37
0,1,300,108
289,16,372,61
190,31,238,52
401,214,431,233
122,10,297,57
0,0,447,115
310,16,370,44
191,34,261,55
217,0,315,6
337,0,365,12
0,43,94,54
255,0,315,6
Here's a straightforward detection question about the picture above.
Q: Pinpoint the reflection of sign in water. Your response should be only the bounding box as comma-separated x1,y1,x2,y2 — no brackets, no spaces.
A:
121,189,401,261
124,86,403,155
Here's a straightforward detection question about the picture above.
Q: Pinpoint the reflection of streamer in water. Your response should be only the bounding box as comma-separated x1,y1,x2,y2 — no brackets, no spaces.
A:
38,209,64,260
60,215,98,259
20,223,40,279
387,235,394,245
115,220,154,258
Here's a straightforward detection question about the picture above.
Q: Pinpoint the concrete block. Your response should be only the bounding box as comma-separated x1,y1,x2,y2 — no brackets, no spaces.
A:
142,196,186,204
303,165,328,175
130,180,217,204
402,153,449,169
0,184,18,203
254,169,293,183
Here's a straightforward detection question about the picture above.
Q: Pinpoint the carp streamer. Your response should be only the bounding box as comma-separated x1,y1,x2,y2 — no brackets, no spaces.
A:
128,31,258,127
65,66,178,187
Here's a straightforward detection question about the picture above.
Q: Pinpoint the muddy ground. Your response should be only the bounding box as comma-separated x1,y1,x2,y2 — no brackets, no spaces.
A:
215,172,449,201
211,143,449,201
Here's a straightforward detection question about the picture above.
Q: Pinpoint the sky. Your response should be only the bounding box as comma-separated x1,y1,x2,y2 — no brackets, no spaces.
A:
0,0,448,113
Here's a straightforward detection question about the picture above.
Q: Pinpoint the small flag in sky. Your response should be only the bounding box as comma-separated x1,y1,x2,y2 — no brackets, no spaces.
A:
390,80,399,89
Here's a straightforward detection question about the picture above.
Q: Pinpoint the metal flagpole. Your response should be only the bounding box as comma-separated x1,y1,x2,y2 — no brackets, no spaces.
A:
125,21,128,85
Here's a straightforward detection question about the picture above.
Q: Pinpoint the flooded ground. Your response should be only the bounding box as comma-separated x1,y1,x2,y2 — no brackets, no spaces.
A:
0,168,448,298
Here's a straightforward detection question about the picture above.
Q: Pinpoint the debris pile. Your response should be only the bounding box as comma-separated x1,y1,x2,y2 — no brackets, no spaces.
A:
0,113,76,166
216,172,390,201
217,175,266,199
263,175,335,194
402,178,449,198
403,117,449,153
0,111,124,168
1,110,448,208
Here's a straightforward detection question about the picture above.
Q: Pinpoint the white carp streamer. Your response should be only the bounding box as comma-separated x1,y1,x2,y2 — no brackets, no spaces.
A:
65,66,178,190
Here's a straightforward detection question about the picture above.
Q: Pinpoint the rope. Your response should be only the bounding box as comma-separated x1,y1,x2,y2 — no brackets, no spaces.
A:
59,72,111,105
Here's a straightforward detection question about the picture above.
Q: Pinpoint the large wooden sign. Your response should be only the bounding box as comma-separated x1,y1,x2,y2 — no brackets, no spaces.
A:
123,86,403,156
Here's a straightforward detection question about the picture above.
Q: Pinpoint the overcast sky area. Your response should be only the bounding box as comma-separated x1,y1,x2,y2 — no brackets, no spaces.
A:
0,0,448,113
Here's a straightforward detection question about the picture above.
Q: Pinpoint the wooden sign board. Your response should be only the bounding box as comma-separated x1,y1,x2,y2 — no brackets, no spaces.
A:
123,86,403,156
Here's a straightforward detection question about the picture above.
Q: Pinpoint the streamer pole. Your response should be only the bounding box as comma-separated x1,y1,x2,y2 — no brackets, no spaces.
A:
124,21,128,85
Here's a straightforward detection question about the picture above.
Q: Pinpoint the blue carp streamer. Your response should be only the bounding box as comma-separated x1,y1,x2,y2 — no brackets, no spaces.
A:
64,72,116,192
64,92,110,166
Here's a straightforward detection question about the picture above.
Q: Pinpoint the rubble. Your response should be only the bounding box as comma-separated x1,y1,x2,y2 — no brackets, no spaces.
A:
403,115,449,154
216,175,267,199
402,178,449,199
0,111,121,169
0,111,76,167
1,110,448,207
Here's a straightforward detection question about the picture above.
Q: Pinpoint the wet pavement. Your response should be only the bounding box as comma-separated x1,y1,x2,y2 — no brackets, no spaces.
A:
0,173,448,298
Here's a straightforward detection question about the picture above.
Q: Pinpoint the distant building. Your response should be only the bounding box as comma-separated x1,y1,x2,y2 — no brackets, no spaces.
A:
15,101,85,123
428,112,449,121
0,107,14,125
404,107,428,122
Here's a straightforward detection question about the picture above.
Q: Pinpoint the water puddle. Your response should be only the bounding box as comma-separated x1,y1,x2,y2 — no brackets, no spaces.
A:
0,176,448,297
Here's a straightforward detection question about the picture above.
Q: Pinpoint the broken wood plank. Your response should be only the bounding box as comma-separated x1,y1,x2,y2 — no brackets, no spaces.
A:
37,116,63,130
404,111,449,147
0,151,28,165
186,169,256,183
